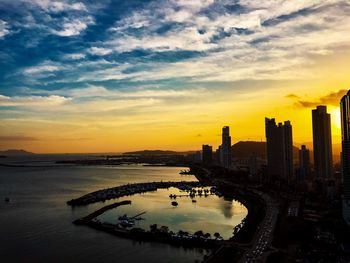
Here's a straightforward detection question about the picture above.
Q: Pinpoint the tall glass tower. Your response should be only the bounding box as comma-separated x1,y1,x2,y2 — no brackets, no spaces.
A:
341,91,350,225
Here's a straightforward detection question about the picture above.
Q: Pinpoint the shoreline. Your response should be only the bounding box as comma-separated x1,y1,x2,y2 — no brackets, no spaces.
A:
68,165,274,262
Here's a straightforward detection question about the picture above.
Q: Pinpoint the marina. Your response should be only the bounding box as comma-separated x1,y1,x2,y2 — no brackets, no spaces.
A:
71,181,248,242
67,181,201,206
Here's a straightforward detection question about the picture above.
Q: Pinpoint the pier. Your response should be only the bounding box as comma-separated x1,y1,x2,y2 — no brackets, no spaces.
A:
73,200,132,225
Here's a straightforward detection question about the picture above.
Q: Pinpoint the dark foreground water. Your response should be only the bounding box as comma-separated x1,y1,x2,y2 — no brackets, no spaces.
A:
0,156,246,263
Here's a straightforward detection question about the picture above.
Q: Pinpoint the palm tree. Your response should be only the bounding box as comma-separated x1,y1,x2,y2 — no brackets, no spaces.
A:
194,230,204,238
177,230,185,237
204,233,211,239
150,224,158,232
214,232,222,240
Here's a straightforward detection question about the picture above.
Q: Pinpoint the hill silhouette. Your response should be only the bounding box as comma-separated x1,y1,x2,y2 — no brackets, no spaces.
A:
0,149,35,156
231,141,299,159
123,150,196,156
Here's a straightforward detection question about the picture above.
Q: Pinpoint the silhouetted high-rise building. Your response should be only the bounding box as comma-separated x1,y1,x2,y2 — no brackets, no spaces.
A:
312,106,333,178
220,126,232,168
215,146,222,165
265,118,293,182
341,91,350,225
298,145,311,181
202,144,213,165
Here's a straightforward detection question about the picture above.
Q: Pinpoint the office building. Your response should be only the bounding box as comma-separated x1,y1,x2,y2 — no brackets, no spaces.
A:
265,118,293,182
220,126,232,168
341,91,350,225
312,106,333,178
298,145,311,181
202,144,213,165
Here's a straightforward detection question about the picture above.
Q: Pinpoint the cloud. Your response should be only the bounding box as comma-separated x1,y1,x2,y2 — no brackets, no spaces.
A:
0,20,10,39
23,63,62,75
0,94,71,107
52,16,94,37
23,85,209,100
23,0,87,13
285,94,301,99
64,53,86,60
82,0,348,84
0,135,38,141
88,47,113,56
288,89,348,108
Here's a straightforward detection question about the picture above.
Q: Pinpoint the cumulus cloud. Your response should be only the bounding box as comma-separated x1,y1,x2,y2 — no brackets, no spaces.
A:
0,20,10,39
288,89,348,108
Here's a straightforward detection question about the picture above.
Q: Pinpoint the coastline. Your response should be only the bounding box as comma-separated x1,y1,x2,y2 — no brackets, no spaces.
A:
67,165,275,262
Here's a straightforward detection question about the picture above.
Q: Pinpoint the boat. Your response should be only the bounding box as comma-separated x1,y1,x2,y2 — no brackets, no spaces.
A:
192,199,197,203
171,201,178,206
119,220,135,228
118,214,128,220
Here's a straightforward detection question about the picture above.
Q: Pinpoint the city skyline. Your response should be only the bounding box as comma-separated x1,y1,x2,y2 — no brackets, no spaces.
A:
0,0,350,153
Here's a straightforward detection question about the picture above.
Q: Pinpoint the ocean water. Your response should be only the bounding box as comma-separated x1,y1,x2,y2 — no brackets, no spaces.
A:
0,156,246,263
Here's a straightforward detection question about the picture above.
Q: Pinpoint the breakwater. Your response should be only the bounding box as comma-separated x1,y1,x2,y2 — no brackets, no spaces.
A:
67,181,201,206
73,200,132,224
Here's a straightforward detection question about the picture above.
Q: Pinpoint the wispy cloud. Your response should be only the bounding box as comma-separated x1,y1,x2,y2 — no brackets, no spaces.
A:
23,63,62,75
52,16,94,37
0,20,10,39
0,94,71,107
0,135,38,141
64,53,86,60
287,89,348,108
23,0,87,13
88,47,113,56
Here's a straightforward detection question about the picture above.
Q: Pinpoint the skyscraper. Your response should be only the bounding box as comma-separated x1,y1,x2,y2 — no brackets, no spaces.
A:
341,91,350,225
220,126,232,168
265,118,293,182
298,145,311,181
202,144,213,165
312,106,333,178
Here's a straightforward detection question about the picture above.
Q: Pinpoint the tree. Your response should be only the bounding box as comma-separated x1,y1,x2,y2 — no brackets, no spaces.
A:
204,233,211,239
214,232,222,240
177,230,185,237
150,224,158,232
194,230,204,238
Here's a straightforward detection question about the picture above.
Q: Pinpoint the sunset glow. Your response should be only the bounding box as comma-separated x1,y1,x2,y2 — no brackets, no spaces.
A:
0,0,349,153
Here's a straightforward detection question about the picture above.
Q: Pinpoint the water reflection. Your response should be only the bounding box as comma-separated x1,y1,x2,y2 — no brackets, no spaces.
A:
221,198,234,219
98,187,248,240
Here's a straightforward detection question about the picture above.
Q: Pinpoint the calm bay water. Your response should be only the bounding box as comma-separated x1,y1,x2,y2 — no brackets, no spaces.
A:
98,187,247,240
0,156,246,263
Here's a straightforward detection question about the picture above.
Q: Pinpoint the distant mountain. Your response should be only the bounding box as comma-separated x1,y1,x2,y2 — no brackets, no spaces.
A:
0,149,35,156
231,141,299,159
123,150,196,156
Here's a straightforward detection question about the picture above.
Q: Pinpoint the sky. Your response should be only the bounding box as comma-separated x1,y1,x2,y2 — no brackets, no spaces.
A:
0,0,349,153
